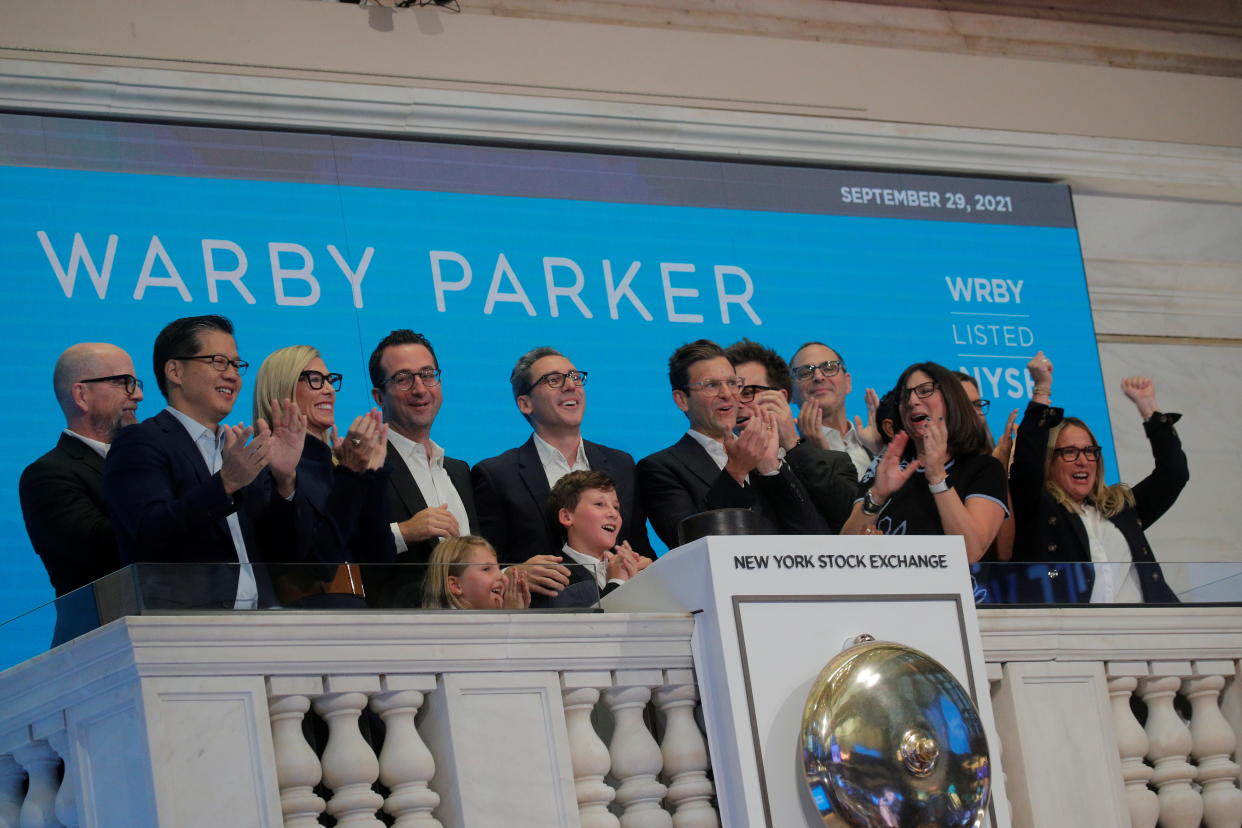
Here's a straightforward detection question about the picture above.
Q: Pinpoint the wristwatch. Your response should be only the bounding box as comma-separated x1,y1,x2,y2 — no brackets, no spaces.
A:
861,491,886,516
927,476,952,494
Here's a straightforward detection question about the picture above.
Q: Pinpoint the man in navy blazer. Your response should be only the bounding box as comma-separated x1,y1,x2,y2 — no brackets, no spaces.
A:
472,347,653,597
103,316,306,609
20,342,144,644
638,339,829,548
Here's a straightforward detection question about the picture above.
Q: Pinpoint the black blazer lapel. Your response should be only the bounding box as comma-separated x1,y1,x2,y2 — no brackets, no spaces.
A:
669,433,723,490
57,432,104,476
385,441,429,522
154,409,211,484
517,437,553,517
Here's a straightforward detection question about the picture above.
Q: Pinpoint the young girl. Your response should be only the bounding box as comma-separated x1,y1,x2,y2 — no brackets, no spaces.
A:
422,535,530,609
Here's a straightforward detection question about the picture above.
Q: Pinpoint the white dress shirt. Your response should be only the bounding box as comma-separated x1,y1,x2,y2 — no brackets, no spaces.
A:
1081,504,1143,604
686,429,729,471
164,406,258,609
819,423,872,480
533,433,590,489
64,428,109,459
387,430,470,553
560,542,622,592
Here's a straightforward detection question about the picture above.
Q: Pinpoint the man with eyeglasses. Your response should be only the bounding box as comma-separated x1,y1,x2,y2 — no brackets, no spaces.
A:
725,339,859,533
367,329,478,606
103,315,307,609
789,342,876,480
471,347,653,593
637,339,828,548
19,343,144,644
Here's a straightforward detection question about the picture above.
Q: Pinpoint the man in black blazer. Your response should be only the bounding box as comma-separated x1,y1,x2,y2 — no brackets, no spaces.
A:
472,347,652,596
726,339,859,533
103,316,306,609
20,342,144,644
367,330,479,607
638,340,829,548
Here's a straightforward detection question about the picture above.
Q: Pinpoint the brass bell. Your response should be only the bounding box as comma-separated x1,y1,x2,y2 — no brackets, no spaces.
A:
800,635,991,827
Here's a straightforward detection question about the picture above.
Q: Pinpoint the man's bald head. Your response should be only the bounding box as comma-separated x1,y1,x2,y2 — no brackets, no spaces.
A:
52,343,143,440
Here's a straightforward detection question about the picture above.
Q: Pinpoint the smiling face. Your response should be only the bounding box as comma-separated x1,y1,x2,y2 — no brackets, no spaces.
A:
518,354,585,435
674,356,738,439
1049,423,1098,504
734,360,775,430
372,343,442,441
559,486,622,557
900,369,945,440
166,329,241,428
295,356,335,437
790,343,851,415
448,545,506,609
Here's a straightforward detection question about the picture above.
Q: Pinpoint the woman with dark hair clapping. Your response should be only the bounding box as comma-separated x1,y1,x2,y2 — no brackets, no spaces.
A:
842,362,1008,563
1009,352,1186,603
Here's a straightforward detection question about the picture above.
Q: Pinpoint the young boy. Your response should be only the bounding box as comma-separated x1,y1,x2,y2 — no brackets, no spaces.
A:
537,470,650,607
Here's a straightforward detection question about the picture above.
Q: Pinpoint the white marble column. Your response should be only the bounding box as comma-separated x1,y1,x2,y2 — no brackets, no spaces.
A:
562,672,618,828
370,675,441,828
1183,667,1242,828
43,731,78,828
605,671,671,828
13,741,62,828
1106,675,1157,828
1140,672,1203,828
314,677,384,828
0,755,25,828
268,676,326,828
653,674,716,828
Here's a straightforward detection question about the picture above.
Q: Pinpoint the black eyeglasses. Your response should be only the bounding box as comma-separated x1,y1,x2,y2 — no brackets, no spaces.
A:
299,370,342,391
1053,445,1102,462
791,360,844,381
380,368,442,391
527,370,588,393
972,399,992,414
903,381,939,401
739,384,774,402
683,376,744,395
172,354,249,376
80,374,143,395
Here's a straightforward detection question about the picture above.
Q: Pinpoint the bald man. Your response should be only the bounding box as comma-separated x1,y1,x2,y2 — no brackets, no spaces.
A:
19,343,144,630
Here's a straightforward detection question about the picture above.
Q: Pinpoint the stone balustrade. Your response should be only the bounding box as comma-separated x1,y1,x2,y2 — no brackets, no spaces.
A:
0,607,1238,827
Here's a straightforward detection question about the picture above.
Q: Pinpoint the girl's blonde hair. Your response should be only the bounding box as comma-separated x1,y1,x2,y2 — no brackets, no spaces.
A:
253,345,320,430
422,535,496,609
1044,417,1133,518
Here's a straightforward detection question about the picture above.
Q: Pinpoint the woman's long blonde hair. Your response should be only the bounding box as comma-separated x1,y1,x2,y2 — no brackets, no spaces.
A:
422,535,495,609
253,345,320,432
1044,417,1134,518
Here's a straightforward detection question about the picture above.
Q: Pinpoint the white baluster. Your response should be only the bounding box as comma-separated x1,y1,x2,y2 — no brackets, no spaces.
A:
1108,676,1157,828
604,682,671,828
1140,675,1203,828
13,741,62,828
44,732,77,828
269,694,326,828
313,691,384,828
0,755,24,828
562,685,619,828
653,681,717,828
1184,674,1242,828
370,685,441,827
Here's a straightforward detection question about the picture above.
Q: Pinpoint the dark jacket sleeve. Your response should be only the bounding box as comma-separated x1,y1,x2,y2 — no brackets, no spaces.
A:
19,456,119,593
470,459,512,562
103,425,237,563
1129,412,1189,529
1009,401,1061,562
784,443,859,533
637,452,754,548
753,463,831,535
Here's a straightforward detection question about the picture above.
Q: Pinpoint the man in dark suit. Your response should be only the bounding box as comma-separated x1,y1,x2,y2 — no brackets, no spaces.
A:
638,340,829,548
726,339,859,533
20,342,144,644
103,315,306,609
367,330,479,607
472,346,652,596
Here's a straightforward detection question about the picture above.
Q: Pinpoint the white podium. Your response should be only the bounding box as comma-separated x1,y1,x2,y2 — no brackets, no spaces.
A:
602,534,1013,828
